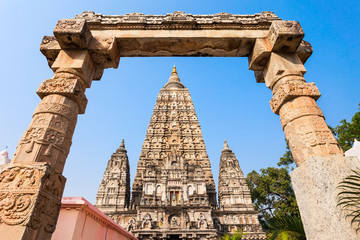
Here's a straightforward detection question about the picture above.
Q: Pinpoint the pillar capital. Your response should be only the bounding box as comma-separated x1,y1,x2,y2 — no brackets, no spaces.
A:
51,50,95,88
248,20,306,71
40,35,120,74
264,52,306,90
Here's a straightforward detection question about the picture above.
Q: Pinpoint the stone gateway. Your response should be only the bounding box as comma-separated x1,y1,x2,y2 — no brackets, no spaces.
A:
95,67,266,240
0,10,358,240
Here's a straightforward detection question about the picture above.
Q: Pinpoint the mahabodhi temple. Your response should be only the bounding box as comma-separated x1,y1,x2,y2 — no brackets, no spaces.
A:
0,10,359,240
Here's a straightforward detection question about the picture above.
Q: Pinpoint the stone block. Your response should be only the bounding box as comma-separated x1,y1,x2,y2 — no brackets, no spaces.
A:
88,36,120,69
51,50,95,87
267,20,304,53
264,52,306,88
296,40,313,64
291,155,360,240
40,36,61,67
248,38,271,71
53,19,92,49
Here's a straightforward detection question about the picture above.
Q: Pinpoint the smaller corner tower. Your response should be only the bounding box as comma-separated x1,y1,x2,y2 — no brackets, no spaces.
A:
95,139,131,213
218,140,252,210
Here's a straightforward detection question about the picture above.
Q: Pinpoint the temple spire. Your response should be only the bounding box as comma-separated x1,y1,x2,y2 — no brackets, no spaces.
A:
172,65,177,75
222,139,231,152
164,65,184,89
117,139,126,153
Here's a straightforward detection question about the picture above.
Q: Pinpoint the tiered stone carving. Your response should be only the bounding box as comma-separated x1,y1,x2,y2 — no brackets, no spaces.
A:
95,139,131,211
95,67,265,240
215,140,265,238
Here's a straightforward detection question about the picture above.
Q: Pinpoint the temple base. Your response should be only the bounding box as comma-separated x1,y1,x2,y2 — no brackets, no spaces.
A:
291,155,360,240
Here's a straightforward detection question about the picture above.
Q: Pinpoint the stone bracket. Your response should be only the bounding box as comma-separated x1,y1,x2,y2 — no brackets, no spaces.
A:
270,82,321,114
53,19,92,49
267,20,304,53
40,36,119,75
249,21,308,79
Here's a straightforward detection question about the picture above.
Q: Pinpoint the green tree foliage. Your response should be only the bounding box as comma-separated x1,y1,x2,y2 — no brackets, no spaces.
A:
332,104,360,152
267,215,306,240
245,167,300,230
220,230,246,240
278,142,294,168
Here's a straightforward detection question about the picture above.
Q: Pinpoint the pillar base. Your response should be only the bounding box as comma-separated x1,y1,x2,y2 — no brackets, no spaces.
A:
0,163,66,240
291,155,360,240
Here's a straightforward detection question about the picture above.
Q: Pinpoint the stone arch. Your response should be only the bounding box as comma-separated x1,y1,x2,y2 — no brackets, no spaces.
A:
1,10,352,240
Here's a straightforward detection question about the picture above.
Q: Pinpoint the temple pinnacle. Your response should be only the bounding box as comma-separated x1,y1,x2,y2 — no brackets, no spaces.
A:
164,65,184,89
117,139,126,152
222,139,231,152
172,65,177,75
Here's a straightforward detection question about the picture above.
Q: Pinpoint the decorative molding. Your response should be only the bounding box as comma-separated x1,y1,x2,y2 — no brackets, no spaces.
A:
270,82,321,114
74,11,280,30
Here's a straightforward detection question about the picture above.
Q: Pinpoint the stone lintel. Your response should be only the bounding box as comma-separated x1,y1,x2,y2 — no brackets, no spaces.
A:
51,50,95,87
291,155,360,240
53,19,92,49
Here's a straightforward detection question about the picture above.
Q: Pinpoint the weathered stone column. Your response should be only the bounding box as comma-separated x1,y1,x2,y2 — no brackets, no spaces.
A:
0,18,118,240
249,21,360,239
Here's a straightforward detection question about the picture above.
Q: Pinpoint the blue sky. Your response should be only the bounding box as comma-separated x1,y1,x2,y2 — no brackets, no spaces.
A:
0,0,359,203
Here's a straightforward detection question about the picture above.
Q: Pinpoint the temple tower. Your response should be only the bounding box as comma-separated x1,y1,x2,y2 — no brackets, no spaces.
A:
218,140,253,210
95,139,131,213
131,66,217,209
95,67,265,240
213,140,264,237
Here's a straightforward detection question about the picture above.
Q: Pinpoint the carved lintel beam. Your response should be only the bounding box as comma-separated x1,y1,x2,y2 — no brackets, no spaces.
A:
53,19,92,49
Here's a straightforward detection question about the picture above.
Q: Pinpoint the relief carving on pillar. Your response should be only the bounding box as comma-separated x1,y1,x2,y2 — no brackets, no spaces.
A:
285,115,342,165
270,82,321,114
37,76,87,114
0,164,65,232
34,102,78,122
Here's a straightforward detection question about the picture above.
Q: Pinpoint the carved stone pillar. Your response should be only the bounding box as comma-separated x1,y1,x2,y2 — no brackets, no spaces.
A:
0,49,95,240
0,18,101,240
249,21,359,239
264,52,343,166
